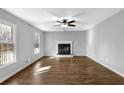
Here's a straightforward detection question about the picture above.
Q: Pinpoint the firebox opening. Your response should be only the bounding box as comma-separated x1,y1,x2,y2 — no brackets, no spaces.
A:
58,44,71,55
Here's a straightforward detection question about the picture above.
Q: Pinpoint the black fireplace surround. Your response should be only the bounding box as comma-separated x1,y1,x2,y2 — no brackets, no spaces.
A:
58,44,71,55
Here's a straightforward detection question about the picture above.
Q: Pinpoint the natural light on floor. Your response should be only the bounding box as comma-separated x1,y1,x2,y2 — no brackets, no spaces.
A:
49,56,56,59
34,66,51,75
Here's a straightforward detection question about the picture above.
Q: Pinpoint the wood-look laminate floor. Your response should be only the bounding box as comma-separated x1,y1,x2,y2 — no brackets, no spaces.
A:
1,56,124,85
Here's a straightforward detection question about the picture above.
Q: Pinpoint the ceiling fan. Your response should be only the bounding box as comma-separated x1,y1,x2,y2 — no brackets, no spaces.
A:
54,18,76,28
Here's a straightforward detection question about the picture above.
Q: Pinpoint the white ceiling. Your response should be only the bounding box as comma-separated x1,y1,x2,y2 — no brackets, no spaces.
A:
4,8,123,32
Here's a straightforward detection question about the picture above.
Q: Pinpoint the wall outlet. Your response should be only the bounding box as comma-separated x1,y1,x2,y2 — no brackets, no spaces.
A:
26,59,31,64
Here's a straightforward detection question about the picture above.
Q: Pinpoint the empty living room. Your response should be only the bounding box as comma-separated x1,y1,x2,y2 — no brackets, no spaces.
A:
0,8,124,85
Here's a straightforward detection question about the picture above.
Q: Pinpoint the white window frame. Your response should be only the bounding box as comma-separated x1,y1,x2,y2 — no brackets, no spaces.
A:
0,18,17,67
34,32,40,54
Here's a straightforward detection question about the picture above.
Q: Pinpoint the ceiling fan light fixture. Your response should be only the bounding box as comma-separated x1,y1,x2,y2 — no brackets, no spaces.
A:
61,24,68,28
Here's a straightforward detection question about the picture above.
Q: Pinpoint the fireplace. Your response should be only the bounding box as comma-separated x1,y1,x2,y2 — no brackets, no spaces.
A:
56,41,73,57
58,44,71,54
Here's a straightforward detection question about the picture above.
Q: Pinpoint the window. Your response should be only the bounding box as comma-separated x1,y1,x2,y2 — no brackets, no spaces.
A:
34,32,40,54
0,23,16,66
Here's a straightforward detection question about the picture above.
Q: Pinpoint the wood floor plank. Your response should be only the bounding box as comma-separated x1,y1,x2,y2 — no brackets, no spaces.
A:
1,56,124,85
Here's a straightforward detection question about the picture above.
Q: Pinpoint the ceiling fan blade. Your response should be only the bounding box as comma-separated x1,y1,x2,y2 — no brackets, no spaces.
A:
68,20,75,23
69,24,76,27
56,20,62,23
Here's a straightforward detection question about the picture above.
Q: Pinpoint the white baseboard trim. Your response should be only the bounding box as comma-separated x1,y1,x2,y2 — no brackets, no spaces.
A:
87,55,124,78
0,56,44,84
0,63,29,83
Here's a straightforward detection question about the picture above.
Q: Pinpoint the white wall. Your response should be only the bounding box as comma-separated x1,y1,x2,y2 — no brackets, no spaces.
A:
87,10,124,77
0,9,44,83
44,31,86,56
